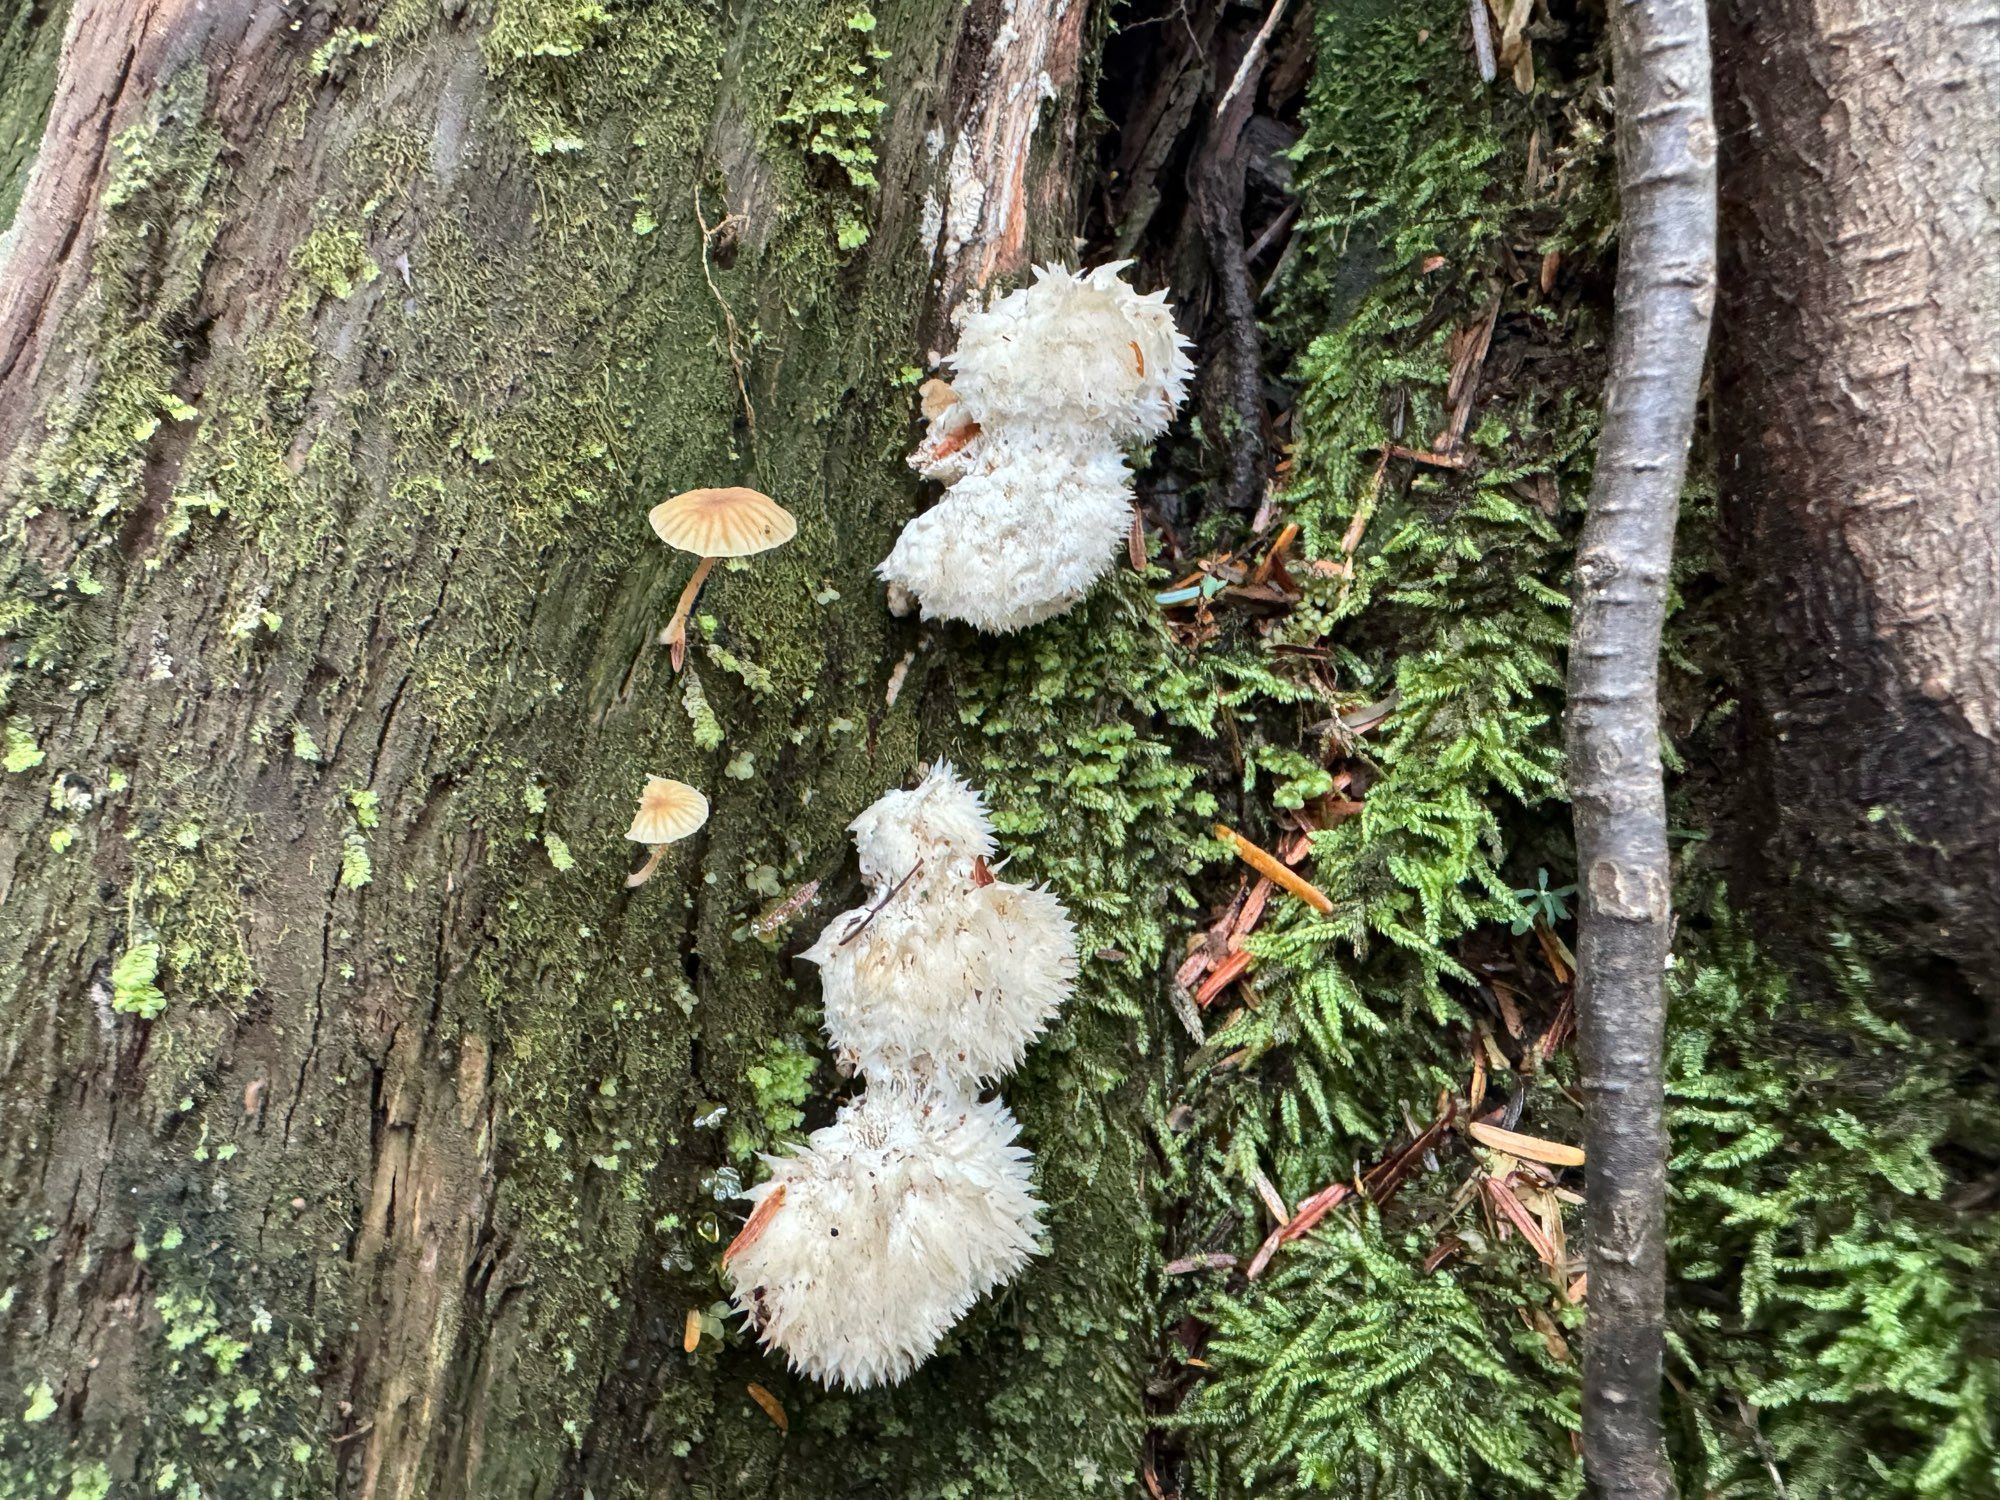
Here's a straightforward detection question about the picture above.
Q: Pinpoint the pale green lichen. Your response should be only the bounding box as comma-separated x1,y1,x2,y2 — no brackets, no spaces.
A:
2,720,44,773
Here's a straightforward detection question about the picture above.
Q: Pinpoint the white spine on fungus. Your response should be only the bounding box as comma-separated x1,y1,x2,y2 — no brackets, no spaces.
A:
879,262,1193,633
724,1082,1043,1390
806,765,1077,1083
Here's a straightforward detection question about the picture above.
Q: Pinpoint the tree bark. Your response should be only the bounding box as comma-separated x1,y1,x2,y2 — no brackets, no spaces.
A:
1567,1,1714,1495
0,2,1124,1495
1712,0,2000,1031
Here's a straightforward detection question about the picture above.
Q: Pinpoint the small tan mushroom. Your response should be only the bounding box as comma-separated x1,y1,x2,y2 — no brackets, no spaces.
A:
649,487,797,671
625,776,709,887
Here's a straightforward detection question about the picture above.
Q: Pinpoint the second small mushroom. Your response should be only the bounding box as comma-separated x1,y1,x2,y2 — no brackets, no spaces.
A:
649,486,797,671
626,775,709,887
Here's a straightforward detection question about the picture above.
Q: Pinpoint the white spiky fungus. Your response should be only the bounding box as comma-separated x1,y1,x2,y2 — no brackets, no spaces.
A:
946,261,1193,440
807,872,1077,1084
878,263,1193,632
844,760,996,888
723,1082,1043,1390
806,763,1076,1081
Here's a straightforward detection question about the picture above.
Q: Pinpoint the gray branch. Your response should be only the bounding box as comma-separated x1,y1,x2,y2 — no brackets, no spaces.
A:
1565,1,1716,1494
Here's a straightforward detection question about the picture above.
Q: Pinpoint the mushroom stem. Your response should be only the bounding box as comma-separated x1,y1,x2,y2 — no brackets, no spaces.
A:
662,555,719,670
625,844,667,888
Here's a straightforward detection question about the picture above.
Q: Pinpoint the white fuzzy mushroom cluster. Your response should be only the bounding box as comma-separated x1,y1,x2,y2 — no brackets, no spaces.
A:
807,762,1076,1083
724,1083,1041,1389
726,764,1077,1388
879,262,1193,633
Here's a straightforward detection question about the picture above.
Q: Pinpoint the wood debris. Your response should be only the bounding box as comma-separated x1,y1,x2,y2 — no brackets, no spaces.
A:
1194,947,1256,1007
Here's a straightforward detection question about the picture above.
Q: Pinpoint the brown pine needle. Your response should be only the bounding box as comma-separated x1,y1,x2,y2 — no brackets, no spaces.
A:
1468,1121,1586,1167
722,1183,786,1266
1213,824,1333,913
746,1382,788,1433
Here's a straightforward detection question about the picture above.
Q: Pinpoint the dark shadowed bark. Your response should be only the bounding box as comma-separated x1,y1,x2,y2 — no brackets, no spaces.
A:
1191,7,1277,515
1712,0,2000,1034
1566,0,1715,1493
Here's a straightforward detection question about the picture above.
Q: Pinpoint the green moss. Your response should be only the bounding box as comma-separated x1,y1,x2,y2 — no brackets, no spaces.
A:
291,223,381,300
1,62,222,698
1165,1,1608,1492
726,1039,819,1160
0,0,66,233
1662,896,2000,1497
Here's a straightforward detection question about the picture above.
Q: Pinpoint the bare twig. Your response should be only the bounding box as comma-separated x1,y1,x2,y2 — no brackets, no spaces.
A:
1469,0,1498,82
838,860,925,946
1566,0,1716,1494
1213,0,1290,119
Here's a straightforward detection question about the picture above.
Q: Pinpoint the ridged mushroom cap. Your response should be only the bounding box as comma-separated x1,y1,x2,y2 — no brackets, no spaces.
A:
627,777,709,845
648,487,797,558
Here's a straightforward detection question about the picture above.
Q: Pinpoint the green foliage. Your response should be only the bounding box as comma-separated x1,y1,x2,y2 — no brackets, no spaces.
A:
1170,1,1603,1493
1184,1217,1580,1498
1664,899,2000,1498
111,941,167,1019
1176,4,1995,1493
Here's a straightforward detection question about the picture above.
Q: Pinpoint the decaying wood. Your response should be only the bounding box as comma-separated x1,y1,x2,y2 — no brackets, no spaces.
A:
924,0,1090,323
0,0,1109,1491
1564,0,1716,1493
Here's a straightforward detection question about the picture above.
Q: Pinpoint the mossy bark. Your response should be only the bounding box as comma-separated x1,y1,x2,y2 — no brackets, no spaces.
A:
0,3,1156,1497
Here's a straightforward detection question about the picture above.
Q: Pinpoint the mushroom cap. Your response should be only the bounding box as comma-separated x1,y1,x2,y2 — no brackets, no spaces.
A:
649,487,798,558
627,776,709,845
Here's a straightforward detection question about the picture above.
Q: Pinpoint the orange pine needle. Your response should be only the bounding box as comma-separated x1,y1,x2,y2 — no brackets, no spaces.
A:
746,1382,788,1433
1467,1121,1586,1167
1213,824,1334,913
683,1309,702,1354
1250,523,1300,586
1195,947,1255,1006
